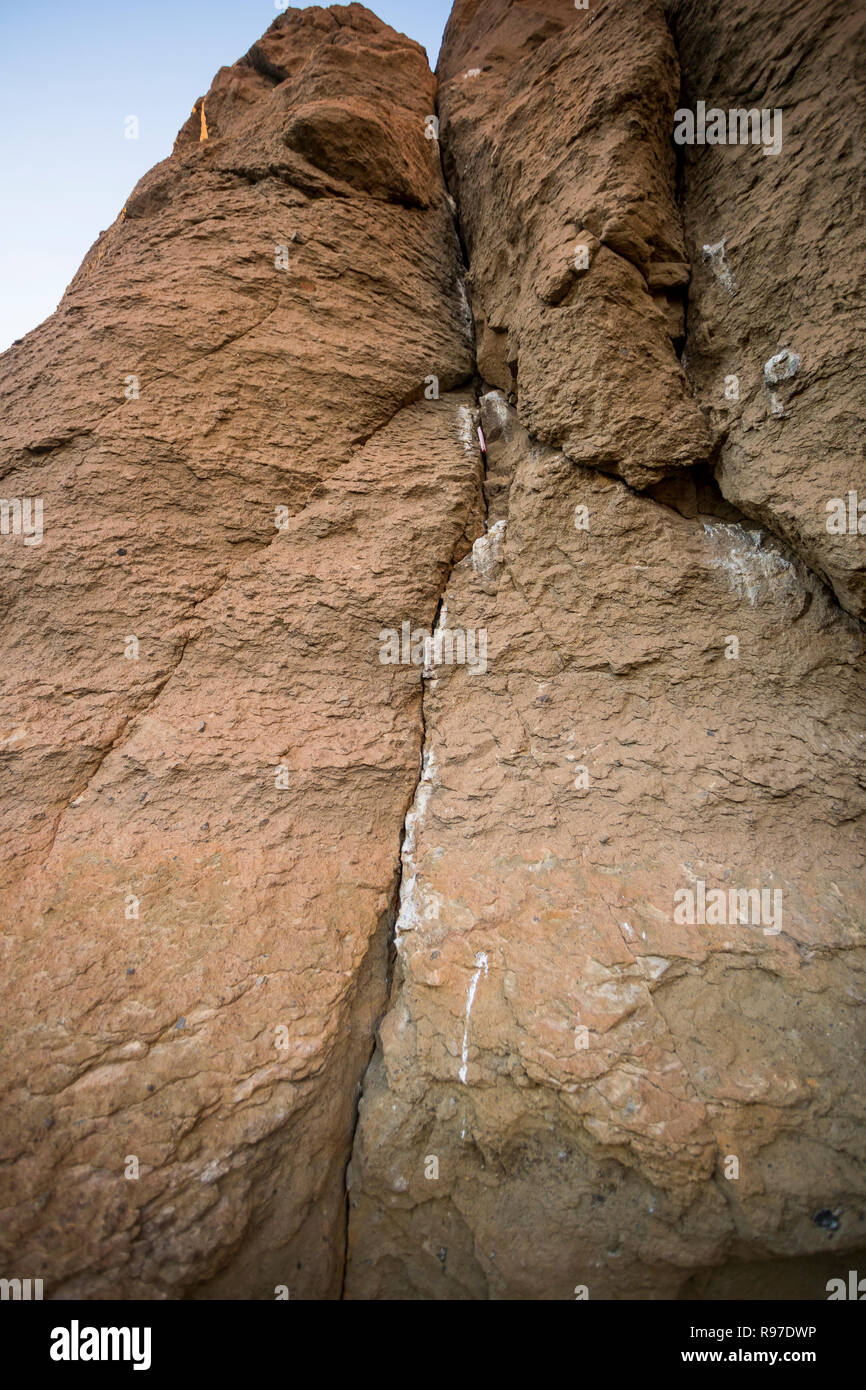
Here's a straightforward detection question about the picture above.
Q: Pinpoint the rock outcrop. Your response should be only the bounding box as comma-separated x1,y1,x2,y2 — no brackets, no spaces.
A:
436,0,710,490
0,4,476,1298
1,0,864,1301
345,0,866,1299
669,0,866,620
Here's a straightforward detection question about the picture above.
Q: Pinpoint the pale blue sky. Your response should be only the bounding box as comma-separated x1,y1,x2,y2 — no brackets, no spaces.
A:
0,1,453,352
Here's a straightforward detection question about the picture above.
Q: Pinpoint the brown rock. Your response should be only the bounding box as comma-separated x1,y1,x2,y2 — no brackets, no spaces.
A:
0,4,477,1298
669,0,866,617
2,0,864,1305
437,0,709,488
345,0,866,1300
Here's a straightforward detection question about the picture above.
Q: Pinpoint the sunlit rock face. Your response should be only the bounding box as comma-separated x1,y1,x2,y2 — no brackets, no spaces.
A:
344,0,866,1301
0,4,477,1299
1,0,863,1302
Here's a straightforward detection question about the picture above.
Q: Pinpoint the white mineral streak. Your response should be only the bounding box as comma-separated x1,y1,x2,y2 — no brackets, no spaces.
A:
457,403,478,457
393,746,438,943
459,951,489,1084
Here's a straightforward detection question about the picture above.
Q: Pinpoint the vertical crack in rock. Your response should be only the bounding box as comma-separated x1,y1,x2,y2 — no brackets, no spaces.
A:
0,6,484,1301
341,434,489,1292
339,73,492,1282
341,0,866,1303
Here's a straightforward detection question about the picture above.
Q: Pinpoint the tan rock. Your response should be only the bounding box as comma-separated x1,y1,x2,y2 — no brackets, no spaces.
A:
437,0,709,488
0,5,478,1298
670,0,866,617
346,0,866,1300
2,0,864,1305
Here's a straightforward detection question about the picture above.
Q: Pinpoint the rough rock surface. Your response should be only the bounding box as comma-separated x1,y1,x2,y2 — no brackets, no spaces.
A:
436,0,710,489
346,397,866,1299
0,4,477,1298
668,0,866,619
345,0,866,1299
1,0,864,1303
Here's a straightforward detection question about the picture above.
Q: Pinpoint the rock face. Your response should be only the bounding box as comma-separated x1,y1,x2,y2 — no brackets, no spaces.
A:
436,0,710,490
346,397,866,1299
345,0,866,1299
0,4,476,1298
1,0,864,1302
668,0,866,620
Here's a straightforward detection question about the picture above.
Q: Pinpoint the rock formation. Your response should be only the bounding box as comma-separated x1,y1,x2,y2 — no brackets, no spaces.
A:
1,0,863,1300
670,0,866,620
0,4,475,1299
347,0,866,1299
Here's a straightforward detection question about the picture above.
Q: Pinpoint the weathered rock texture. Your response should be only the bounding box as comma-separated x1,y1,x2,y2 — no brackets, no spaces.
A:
0,4,477,1298
1,0,864,1302
668,0,866,619
346,397,866,1299
437,0,710,489
345,0,866,1299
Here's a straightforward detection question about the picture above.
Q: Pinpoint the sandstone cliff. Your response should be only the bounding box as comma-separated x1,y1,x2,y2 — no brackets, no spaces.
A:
1,0,863,1301
0,4,475,1299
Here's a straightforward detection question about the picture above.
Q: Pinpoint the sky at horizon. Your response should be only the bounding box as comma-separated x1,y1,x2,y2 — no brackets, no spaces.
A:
0,0,453,353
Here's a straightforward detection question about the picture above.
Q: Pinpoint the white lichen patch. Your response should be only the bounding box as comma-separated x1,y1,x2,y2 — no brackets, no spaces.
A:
701,237,736,294
471,518,507,578
479,388,513,445
702,522,792,604
764,348,800,386
480,389,510,427
457,277,475,341
456,403,478,457
636,956,671,982
590,978,645,1010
